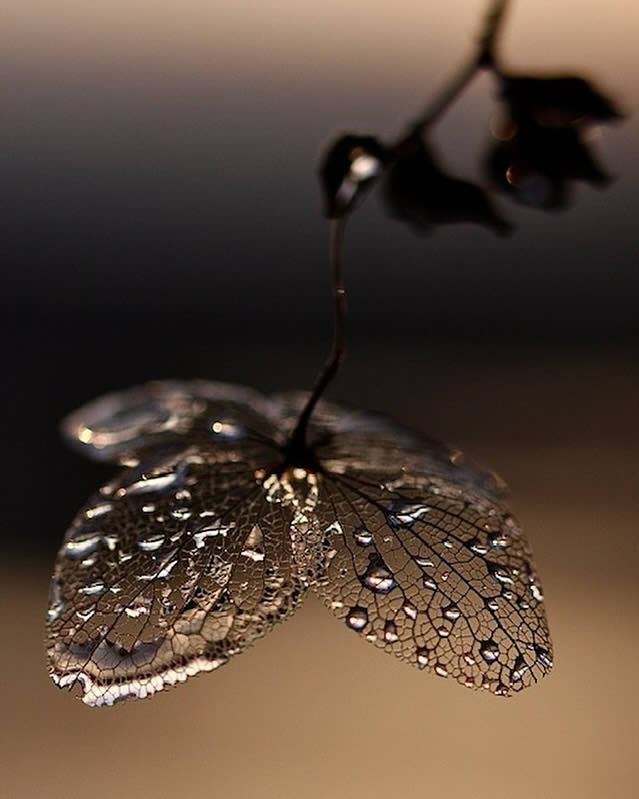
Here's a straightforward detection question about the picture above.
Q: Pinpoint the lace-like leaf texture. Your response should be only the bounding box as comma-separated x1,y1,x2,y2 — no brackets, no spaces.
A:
46,380,552,706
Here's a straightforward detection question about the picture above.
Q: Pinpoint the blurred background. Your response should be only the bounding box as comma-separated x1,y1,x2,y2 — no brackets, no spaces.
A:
1,1,637,797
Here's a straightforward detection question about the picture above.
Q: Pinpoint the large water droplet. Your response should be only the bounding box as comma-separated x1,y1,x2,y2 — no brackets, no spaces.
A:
434,663,448,678
360,558,397,593
346,606,368,631
353,527,373,547
480,640,500,663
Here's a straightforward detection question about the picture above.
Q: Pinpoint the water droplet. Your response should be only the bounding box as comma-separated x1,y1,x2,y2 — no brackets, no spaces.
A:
383,620,399,643
47,583,64,623
443,603,461,621
415,556,434,568
346,606,368,631
104,534,119,551
141,503,156,513
510,655,528,682
171,507,192,521
529,581,544,602
193,520,233,548
75,605,96,622
464,653,476,666
480,640,500,663
85,502,113,519
360,558,397,593
489,533,509,548
62,533,102,559
122,471,180,495
489,564,513,585
353,527,373,546
443,540,453,550
387,502,430,530
439,570,450,582
416,647,429,669
138,533,165,552
486,598,499,611
423,577,437,591
437,626,450,638
175,489,191,502
402,602,418,620
125,602,150,618
434,663,448,678
241,525,265,562
136,554,178,581
79,580,106,596
468,539,489,555
210,420,242,439
535,646,553,669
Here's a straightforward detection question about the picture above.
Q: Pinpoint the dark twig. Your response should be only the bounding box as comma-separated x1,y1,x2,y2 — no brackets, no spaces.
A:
287,218,346,454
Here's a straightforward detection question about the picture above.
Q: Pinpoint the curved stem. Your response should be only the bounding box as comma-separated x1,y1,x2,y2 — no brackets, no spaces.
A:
287,218,346,455
287,0,511,456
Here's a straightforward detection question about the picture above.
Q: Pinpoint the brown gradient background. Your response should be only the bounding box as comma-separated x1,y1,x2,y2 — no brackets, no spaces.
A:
1,1,638,798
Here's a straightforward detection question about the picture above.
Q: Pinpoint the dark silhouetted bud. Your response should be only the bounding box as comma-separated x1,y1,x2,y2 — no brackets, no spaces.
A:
318,134,389,218
384,138,512,235
485,119,611,210
499,74,622,127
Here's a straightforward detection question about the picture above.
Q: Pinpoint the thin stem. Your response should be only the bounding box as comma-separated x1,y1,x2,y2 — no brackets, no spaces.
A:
398,0,510,143
288,0,511,454
287,217,346,454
